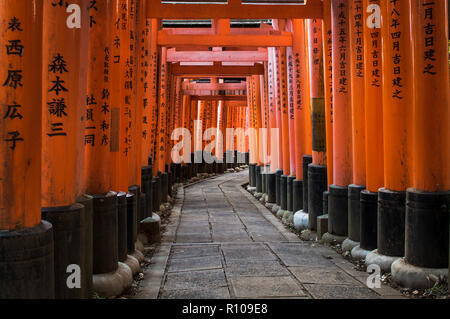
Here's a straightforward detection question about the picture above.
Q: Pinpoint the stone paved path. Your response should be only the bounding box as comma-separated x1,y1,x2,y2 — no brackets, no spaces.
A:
134,170,404,299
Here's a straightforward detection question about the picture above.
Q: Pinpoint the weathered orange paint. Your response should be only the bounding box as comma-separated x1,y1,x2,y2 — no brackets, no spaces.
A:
155,46,168,173
0,0,43,230
278,43,291,176
286,38,297,176
363,0,384,193
149,19,159,173
381,0,412,192
291,19,308,181
307,18,327,166
41,0,89,207
410,0,449,191
321,0,334,187
349,0,366,187
85,0,113,195
331,0,353,187
273,48,284,171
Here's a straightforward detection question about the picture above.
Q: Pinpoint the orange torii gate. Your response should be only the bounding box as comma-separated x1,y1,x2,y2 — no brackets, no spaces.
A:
1,0,449,299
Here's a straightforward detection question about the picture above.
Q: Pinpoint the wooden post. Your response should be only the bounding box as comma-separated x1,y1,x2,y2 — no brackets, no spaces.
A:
0,0,55,299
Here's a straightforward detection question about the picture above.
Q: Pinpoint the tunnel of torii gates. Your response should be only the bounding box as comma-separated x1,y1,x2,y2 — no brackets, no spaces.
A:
0,0,449,299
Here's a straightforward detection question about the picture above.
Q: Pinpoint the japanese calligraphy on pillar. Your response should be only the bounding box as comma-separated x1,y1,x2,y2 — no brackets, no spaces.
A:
287,48,295,121
2,15,25,150
308,19,326,153
421,1,437,77
337,3,349,95
366,0,381,89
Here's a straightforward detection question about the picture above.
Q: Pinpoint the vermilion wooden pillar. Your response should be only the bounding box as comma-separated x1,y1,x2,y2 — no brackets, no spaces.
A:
344,0,366,252
354,0,384,257
365,0,412,272
392,0,450,288
306,18,328,230
156,46,168,174
0,0,55,299
85,0,113,195
291,19,309,213
41,0,90,298
327,0,353,240
321,0,334,190
149,19,159,174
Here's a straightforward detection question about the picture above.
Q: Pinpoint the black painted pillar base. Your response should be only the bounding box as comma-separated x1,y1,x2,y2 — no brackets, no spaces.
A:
404,189,449,268
275,169,283,206
293,179,303,212
267,172,277,203
41,203,88,299
167,171,173,198
348,184,365,243
245,152,250,165
255,165,263,193
328,184,348,237
391,189,449,289
287,176,295,212
249,164,256,186
141,166,152,219
125,191,137,256
117,192,128,263
128,185,141,228
307,164,328,230
92,193,119,275
261,170,266,195
377,188,406,257
280,175,288,211
76,194,94,298
152,176,161,212
360,190,378,251
161,172,168,203
302,155,313,213
323,191,329,215
0,221,54,299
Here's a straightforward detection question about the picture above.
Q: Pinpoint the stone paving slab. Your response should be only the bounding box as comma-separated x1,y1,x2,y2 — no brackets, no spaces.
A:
134,170,396,299
171,245,220,259
163,269,228,290
303,284,380,299
231,276,307,298
289,266,364,286
167,255,223,273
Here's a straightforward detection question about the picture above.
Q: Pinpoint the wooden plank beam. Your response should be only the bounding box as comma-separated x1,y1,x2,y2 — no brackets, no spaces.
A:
171,62,264,75
167,49,268,62
190,95,248,101
182,82,247,90
158,30,292,47
147,0,323,19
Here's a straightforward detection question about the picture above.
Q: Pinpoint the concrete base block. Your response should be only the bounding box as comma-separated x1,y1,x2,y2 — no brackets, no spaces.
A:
316,214,328,241
293,210,308,231
321,232,347,245
282,211,293,226
271,205,280,214
259,194,266,204
227,168,235,173
276,208,285,219
254,192,263,199
135,238,145,252
365,249,401,274
342,238,360,252
265,202,275,210
248,186,256,195
351,245,373,260
124,255,140,276
300,229,317,241
93,262,132,298
139,214,161,244
131,249,144,263
391,258,448,289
